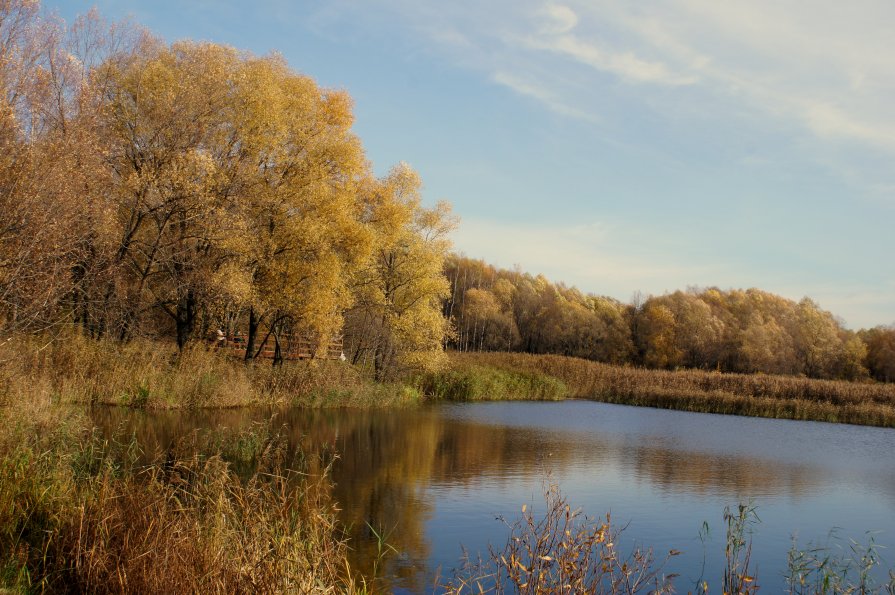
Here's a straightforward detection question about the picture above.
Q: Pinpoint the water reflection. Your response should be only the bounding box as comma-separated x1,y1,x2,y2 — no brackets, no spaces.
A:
91,401,895,592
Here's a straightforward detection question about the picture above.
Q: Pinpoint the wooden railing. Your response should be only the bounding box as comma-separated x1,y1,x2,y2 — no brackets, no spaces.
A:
213,333,344,361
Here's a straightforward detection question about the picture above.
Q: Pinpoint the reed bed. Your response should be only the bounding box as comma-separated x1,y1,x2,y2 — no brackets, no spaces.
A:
449,352,895,427
0,331,418,409
416,363,567,402
0,399,365,593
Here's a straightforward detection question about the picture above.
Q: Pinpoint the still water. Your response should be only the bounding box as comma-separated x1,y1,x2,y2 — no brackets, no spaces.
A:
92,401,895,592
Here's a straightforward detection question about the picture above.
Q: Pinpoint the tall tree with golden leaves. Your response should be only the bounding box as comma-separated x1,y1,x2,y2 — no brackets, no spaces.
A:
347,164,456,379
228,55,371,362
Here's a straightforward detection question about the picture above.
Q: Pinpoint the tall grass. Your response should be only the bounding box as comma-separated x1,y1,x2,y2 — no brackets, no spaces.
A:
452,352,895,427
786,531,895,594
0,398,365,593
417,363,567,402
0,331,418,409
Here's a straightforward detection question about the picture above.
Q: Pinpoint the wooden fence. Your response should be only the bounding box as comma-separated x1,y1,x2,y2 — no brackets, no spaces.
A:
214,332,344,361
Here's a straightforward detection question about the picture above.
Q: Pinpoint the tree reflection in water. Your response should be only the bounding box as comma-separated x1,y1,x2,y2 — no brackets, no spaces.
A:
90,402,894,592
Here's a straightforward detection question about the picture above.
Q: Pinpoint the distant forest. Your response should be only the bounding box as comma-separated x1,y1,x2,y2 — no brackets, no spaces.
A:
443,256,895,382
2,1,893,382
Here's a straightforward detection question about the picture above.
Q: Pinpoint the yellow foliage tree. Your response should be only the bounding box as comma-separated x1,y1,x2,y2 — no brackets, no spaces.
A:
347,164,456,379
225,54,370,361
89,38,373,355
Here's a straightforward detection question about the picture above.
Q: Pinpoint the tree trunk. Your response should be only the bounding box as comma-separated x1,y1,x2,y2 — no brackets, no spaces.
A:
245,307,259,362
273,332,283,366
175,289,196,350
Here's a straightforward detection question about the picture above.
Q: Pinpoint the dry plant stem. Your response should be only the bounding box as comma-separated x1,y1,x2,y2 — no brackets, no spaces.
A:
0,404,368,593
443,484,677,594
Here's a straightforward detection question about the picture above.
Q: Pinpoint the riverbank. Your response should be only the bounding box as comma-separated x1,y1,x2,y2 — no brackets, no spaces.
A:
5,334,895,427
1,333,419,409
435,352,895,427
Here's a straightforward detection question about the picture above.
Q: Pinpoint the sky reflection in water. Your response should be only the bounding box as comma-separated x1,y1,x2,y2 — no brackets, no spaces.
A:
92,401,895,593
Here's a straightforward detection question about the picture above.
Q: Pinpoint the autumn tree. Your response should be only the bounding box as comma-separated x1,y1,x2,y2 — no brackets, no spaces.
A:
91,40,254,346
0,0,65,332
585,295,635,364
0,2,126,334
790,298,844,378
224,54,370,361
79,34,371,355
346,164,455,379
859,326,895,382
634,302,681,369
459,287,518,351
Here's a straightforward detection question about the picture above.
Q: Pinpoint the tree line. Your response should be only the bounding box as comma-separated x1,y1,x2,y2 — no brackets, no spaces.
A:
0,1,453,378
444,255,895,382
2,2,893,384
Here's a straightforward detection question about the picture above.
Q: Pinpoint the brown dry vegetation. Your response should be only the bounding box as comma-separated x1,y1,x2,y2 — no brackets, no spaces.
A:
0,398,369,593
443,485,677,594
0,331,419,410
447,352,895,427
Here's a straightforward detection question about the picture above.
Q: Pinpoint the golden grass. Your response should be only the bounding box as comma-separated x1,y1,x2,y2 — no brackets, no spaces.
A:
0,397,367,593
450,352,895,427
0,331,419,409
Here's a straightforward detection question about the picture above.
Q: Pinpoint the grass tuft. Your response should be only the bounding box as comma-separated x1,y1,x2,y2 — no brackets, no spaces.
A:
442,483,676,594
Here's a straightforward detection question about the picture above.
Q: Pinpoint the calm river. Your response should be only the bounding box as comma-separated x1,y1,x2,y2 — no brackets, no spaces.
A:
91,401,895,593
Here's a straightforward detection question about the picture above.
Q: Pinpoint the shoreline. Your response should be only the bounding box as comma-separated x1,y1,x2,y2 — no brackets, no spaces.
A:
4,334,895,427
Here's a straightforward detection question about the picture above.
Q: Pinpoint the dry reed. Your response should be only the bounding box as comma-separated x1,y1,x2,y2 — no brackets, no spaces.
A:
450,352,895,427
0,331,418,409
0,397,367,593
442,483,677,594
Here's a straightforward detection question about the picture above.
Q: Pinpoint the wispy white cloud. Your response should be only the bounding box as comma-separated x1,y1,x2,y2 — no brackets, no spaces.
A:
333,0,895,170
799,101,895,148
490,71,600,122
520,34,698,86
540,4,578,35
604,0,895,150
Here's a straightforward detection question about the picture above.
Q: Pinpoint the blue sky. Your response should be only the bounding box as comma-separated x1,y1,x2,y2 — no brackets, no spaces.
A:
49,1,895,328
